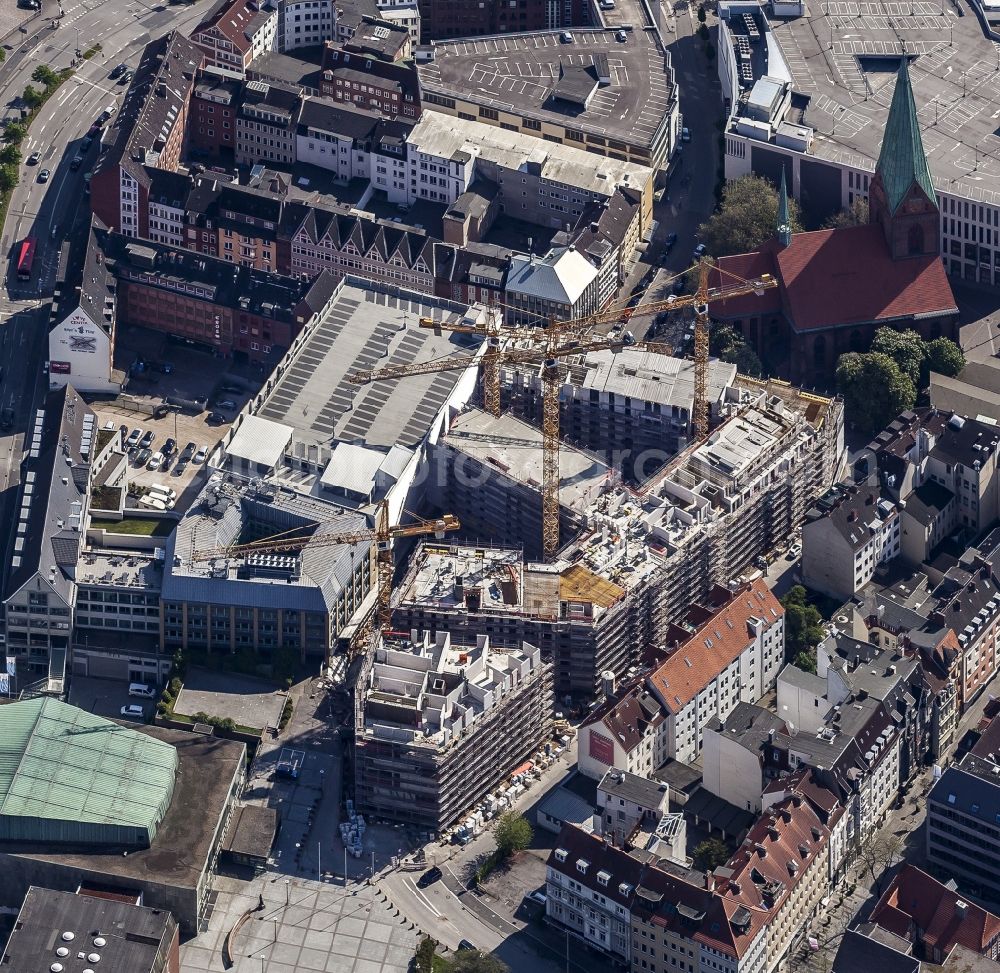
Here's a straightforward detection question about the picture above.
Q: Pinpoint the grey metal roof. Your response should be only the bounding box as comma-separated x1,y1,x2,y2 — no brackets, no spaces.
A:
254,278,484,450
832,930,919,973
226,414,294,470
506,248,598,306
538,786,596,830
598,770,669,809
930,761,1000,828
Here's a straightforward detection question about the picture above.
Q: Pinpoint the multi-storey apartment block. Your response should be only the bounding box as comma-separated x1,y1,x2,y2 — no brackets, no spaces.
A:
192,0,279,79
354,631,552,830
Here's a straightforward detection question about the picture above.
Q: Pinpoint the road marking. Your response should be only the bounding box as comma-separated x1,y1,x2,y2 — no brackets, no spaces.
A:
406,878,444,919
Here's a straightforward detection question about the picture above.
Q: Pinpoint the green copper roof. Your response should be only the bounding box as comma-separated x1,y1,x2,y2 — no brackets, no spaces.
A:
0,698,177,847
876,58,936,214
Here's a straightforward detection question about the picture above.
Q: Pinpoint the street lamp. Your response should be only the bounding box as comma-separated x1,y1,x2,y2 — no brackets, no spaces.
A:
284,879,290,907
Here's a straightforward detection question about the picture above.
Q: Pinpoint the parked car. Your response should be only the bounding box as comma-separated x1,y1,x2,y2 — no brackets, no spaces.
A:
163,437,176,455
215,399,237,410
134,447,151,467
37,169,50,183
457,941,477,952
146,450,165,470
559,31,573,42
139,430,154,449
417,866,442,889
681,126,691,143
206,412,226,425
193,445,208,463
81,136,93,152
119,71,133,85
126,428,142,448
664,232,678,253
120,704,145,720
179,441,196,462
69,155,84,171
692,242,707,259
528,890,547,906
27,150,40,165
615,30,627,41
218,383,243,393
786,542,802,560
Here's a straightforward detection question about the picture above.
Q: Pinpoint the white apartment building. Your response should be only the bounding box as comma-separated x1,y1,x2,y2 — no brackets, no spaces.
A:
375,0,420,43
192,0,278,79
648,579,786,764
279,0,333,51
578,685,666,781
801,485,900,602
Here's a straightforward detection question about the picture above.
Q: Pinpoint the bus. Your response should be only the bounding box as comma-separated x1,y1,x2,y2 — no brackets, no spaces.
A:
16,237,35,281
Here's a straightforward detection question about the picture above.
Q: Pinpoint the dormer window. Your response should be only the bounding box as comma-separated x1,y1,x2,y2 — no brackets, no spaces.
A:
576,859,590,875
597,870,611,887
554,848,567,862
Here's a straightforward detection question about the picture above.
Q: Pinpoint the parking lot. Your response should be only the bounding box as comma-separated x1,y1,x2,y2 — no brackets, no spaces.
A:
95,323,261,509
68,674,156,723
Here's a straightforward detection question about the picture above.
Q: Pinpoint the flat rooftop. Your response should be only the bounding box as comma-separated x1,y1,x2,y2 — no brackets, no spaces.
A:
442,408,610,513
408,110,653,199
77,549,164,592
255,278,485,449
731,4,1000,203
419,28,674,153
689,404,792,483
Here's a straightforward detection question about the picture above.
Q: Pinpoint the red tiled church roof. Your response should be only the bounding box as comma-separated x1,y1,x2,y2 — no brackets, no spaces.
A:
711,224,956,333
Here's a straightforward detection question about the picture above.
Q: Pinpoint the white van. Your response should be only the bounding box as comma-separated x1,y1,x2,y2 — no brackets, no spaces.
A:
138,495,166,511
128,682,156,698
148,482,177,501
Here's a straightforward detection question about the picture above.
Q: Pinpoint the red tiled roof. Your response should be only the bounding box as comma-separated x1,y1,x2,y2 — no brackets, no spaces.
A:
581,683,664,753
648,579,783,714
194,0,268,53
711,224,957,333
870,864,1000,958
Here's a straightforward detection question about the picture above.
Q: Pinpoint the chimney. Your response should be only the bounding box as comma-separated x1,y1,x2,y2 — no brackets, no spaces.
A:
956,900,969,919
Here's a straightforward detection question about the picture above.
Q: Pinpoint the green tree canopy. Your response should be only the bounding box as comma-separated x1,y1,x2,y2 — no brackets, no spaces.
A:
710,324,763,377
21,85,42,110
31,65,60,89
414,936,437,973
697,174,802,258
449,952,510,973
693,838,731,871
793,649,818,674
0,165,17,194
836,351,916,434
781,586,826,662
0,144,20,167
4,122,27,145
494,811,532,859
823,198,869,229
926,337,965,378
870,327,927,388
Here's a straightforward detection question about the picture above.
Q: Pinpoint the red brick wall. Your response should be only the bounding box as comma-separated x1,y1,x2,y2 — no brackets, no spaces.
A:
188,92,236,159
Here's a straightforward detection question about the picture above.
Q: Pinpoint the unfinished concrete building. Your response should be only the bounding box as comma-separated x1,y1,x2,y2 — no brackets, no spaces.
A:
501,349,738,480
393,541,665,699
353,630,552,831
405,379,843,700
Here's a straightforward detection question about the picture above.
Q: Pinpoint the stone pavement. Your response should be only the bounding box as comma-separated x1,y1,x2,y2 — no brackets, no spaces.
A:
181,875,418,973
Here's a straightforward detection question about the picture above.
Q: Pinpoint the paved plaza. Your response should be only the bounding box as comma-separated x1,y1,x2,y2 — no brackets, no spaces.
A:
181,876,418,973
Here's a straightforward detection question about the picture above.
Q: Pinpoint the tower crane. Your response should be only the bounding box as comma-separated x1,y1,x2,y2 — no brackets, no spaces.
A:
191,500,460,650
346,258,776,562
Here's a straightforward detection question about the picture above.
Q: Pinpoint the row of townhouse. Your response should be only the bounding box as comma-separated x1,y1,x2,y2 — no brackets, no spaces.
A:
577,579,786,779
546,791,836,973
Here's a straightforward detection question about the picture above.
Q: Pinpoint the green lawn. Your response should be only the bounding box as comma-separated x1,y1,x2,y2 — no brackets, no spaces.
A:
92,517,173,537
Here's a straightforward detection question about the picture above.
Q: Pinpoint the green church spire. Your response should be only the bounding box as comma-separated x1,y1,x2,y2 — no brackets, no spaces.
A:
777,168,792,247
876,58,936,214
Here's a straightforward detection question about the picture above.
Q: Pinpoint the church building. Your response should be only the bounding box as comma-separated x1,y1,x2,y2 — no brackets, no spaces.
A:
709,59,959,388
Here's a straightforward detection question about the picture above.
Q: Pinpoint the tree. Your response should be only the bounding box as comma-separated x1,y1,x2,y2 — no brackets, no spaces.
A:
494,811,532,859
0,144,20,167
823,198,869,229
21,85,42,110
836,352,916,434
449,952,510,973
0,165,17,194
698,174,803,258
693,838,730,872
856,832,902,895
414,936,437,973
697,22,709,40
781,586,825,662
926,337,965,378
32,65,60,89
870,327,926,388
711,324,764,377
0,49,7,64
793,649,817,674
4,122,27,145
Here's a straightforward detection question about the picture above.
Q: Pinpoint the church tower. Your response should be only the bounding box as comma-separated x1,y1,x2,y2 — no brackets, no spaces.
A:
869,58,939,260
776,168,792,248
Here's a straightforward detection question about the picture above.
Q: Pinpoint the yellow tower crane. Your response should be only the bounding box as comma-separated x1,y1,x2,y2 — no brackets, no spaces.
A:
346,259,776,562
191,500,460,651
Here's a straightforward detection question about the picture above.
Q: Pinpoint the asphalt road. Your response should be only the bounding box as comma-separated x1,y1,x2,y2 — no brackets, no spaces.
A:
0,0,207,595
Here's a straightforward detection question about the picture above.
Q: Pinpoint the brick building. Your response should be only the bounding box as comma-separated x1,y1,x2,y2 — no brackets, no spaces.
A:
188,73,242,161
191,0,278,79
319,43,420,118
90,32,202,239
